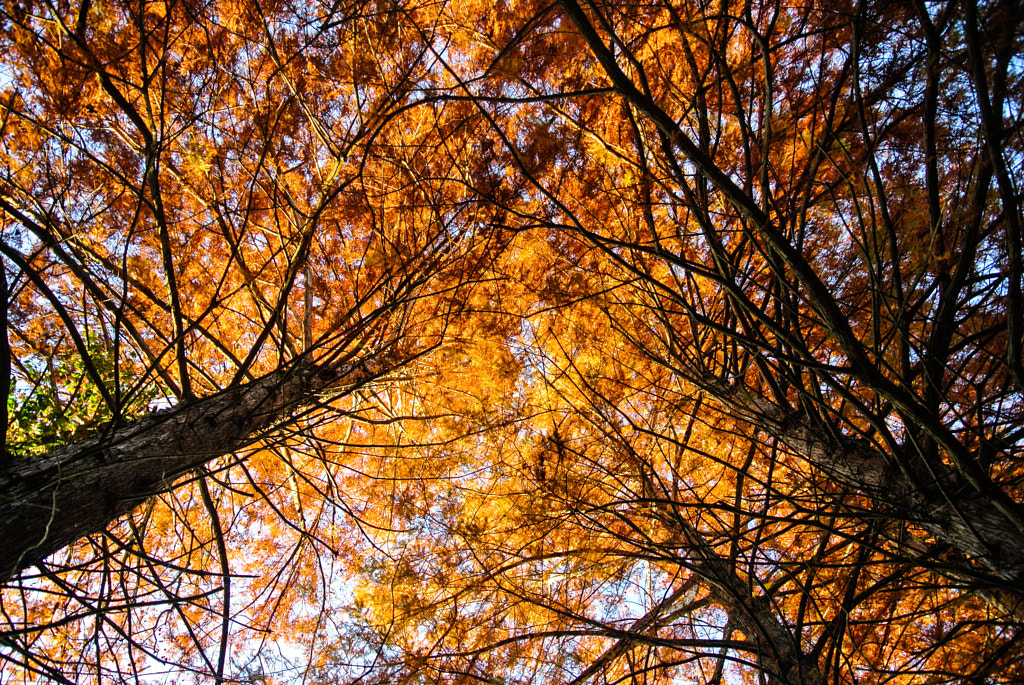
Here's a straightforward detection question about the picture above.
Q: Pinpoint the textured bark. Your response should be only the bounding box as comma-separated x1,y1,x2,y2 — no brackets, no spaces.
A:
0,353,394,582
655,513,825,685
718,383,1024,588
698,560,826,685
641,474,826,684
559,0,1024,589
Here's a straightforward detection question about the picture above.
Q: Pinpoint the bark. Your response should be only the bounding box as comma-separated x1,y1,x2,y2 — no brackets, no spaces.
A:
694,552,826,685
640,470,826,684
653,522,827,685
716,382,1024,588
567,582,699,685
0,352,396,582
556,0,1024,589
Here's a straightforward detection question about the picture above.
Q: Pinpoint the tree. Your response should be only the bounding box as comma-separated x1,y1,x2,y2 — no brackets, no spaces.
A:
2,0,1023,683
0,0,493,679
323,0,1023,681
544,0,1024,588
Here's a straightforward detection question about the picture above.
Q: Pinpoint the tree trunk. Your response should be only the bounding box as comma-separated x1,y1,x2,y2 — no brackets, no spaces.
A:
643,472,827,685
558,0,1024,592
0,353,395,582
717,382,1024,588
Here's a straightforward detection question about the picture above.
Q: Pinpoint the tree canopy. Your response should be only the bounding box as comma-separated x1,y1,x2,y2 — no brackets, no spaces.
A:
1,0,1022,683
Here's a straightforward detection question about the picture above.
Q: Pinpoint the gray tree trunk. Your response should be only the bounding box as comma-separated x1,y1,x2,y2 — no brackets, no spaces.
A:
0,353,394,582
717,383,1024,589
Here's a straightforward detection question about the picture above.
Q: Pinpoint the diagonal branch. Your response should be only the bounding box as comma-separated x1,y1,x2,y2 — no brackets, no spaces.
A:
0,346,404,582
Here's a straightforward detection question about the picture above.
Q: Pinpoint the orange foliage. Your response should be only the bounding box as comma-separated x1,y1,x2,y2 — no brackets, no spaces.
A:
1,0,1022,683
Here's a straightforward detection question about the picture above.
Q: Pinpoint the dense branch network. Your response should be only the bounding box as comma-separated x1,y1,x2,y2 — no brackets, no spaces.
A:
1,0,1022,683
